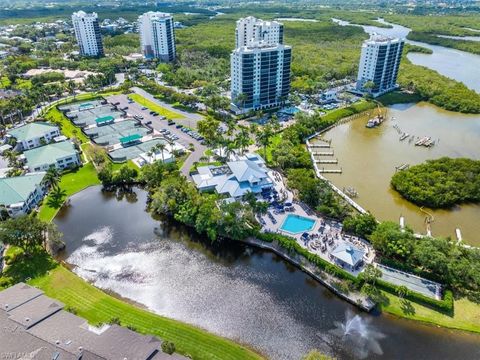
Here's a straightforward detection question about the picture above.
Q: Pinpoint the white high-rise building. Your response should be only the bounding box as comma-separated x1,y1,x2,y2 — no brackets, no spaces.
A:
231,43,291,114
231,17,291,114
235,16,284,48
138,12,176,62
356,34,405,96
72,11,104,57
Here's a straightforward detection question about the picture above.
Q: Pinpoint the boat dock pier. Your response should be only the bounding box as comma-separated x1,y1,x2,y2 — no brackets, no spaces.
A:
316,159,338,164
306,138,367,215
395,164,410,171
311,151,334,156
317,168,342,173
309,143,331,148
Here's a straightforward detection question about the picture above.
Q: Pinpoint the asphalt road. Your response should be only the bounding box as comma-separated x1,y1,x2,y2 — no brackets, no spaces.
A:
131,86,204,123
106,94,206,177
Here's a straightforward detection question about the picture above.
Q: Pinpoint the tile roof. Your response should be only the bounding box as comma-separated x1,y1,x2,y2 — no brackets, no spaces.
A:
0,172,45,206
7,122,58,142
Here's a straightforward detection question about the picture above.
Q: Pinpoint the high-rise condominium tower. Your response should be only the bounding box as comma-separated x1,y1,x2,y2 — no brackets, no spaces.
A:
231,17,291,114
356,34,404,96
138,12,176,62
72,11,104,57
235,16,284,48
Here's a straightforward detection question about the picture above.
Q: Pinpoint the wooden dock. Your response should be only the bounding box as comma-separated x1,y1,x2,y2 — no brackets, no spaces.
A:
318,168,342,173
309,143,331,148
315,159,338,164
311,151,334,156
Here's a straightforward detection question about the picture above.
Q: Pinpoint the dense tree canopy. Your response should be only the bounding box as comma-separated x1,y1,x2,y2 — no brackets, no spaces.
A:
391,157,480,208
371,221,480,299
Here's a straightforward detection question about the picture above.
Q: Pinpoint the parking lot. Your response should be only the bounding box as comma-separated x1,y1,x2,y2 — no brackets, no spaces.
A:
106,94,207,176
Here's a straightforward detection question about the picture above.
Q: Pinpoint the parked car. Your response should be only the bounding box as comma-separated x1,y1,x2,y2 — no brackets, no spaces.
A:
175,124,183,129
142,107,148,110
168,121,175,125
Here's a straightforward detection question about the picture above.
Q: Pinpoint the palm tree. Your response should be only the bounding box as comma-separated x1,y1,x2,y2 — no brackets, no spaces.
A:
225,143,236,160
154,143,167,163
234,93,248,110
44,166,61,189
396,285,410,300
67,80,76,101
235,125,251,155
255,124,274,161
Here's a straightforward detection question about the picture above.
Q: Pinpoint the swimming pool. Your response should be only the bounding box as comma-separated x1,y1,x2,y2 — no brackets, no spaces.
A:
280,214,316,234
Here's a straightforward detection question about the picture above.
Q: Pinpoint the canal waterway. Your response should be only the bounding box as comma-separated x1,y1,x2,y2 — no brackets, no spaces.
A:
56,186,480,360
332,18,480,93
322,102,480,244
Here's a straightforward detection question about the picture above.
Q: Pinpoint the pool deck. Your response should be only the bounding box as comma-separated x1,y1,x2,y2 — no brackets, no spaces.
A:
258,170,442,298
259,170,375,277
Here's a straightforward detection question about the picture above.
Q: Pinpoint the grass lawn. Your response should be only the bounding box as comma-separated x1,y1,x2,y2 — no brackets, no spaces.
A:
265,134,282,164
43,107,89,143
321,100,376,123
111,159,139,172
380,292,480,333
28,264,263,360
37,164,100,222
129,93,183,120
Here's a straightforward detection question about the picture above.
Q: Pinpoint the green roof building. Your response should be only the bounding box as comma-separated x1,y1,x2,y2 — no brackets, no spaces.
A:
7,122,60,151
0,173,46,217
24,141,81,172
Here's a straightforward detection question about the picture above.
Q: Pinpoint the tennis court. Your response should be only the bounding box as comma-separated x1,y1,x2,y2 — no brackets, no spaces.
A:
109,138,169,162
378,264,442,299
84,120,151,146
59,99,105,112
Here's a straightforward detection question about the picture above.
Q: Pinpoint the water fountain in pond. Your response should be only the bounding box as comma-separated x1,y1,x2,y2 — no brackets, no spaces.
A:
329,310,385,359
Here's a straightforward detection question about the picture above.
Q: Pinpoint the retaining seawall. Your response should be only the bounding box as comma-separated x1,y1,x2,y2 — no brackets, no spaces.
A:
241,237,376,312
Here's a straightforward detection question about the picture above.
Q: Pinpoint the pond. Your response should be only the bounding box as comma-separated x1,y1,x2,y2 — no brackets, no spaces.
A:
56,186,480,360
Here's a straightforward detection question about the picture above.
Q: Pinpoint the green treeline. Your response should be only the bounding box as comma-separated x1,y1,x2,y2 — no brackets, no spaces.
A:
408,31,480,55
391,157,480,208
398,59,480,113
371,221,480,301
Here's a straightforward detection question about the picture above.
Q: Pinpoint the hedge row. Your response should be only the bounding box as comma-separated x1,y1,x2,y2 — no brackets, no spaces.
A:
375,278,454,315
257,232,361,285
256,232,454,313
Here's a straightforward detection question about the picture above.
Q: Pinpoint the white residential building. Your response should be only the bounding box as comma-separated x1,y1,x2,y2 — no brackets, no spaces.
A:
231,43,291,113
356,34,405,96
23,141,81,172
0,172,46,217
7,122,60,151
192,153,273,200
235,16,284,48
138,12,176,61
72,11,104,57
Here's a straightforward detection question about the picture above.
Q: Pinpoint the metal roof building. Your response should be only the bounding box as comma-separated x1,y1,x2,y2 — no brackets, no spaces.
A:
0,172,46,217
0,283,187,360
